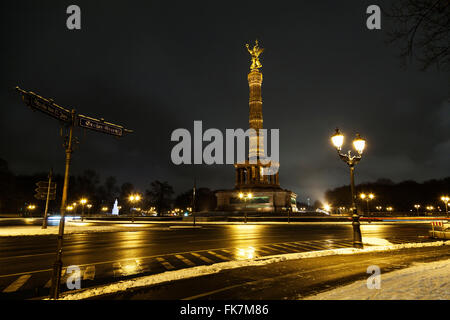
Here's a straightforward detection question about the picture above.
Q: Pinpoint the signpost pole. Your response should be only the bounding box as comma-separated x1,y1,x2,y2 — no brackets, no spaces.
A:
49,110,75,299
42,169,53,229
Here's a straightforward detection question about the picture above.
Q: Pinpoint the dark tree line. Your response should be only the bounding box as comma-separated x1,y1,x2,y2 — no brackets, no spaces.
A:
0,158,217,216
325,177,450,212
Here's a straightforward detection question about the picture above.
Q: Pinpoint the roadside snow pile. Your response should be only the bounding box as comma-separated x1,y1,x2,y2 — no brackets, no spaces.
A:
304,258,450,300
55,240,448,300
0,222,149,237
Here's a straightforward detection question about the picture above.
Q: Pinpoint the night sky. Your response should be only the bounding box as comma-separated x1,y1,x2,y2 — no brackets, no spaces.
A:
1,1,448,202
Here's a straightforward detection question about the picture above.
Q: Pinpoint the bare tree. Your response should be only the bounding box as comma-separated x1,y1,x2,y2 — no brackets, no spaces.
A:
384,0,450,70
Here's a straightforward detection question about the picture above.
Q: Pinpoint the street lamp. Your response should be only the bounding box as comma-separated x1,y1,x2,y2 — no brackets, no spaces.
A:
239,192,253,223
331,128,366,248
359,193,375,215
27,204,36,217
80,198,87,221
414,204,420,216
87,204,92,216
441,196,449,216
128,194,142,223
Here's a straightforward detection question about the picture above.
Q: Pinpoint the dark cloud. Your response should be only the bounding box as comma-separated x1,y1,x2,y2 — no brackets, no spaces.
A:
1,1,448,201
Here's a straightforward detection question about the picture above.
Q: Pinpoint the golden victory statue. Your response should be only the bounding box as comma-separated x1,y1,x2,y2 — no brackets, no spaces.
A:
246,39,264,70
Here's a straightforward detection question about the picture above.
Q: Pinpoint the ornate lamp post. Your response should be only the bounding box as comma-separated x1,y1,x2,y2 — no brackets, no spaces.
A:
331,128,366,248
441,196,449,216
239,192,253,223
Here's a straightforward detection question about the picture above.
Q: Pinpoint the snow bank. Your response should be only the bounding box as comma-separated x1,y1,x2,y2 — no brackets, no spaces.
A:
304,258,450,300
55,240,448,300
0,222,157,237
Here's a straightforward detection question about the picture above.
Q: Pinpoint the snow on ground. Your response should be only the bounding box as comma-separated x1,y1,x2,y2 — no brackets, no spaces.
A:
56,240,448,300
0,221,166,237
304,258,450,300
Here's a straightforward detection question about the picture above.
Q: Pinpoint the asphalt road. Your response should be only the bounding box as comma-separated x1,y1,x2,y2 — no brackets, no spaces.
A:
102,246,450,300
0,221,434,299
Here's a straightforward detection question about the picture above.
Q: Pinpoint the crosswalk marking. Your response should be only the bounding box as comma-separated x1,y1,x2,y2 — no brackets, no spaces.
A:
83,266,95,280
3,274,31,293
135,259,151,273
44,268,67,288
113,262,124,277
207,251,230,261
175,254,196,267
191,252,214,264
255,247,273,255
278,243,305,250
268,244,294,252
156,257,175,270
294,242,327,250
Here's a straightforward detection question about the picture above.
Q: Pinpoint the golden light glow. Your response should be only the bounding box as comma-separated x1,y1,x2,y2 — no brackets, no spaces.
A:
368,193,374,199
386,206,393,211
414,204,420,209
353,133,366,154
239,192,244,199
27,204,36,210
323,204,331,211
87,204,92,208
129,194,142,202
67,205,74,211
360,193,366,199
331,128,344,150
80,198,87,205
101,206,108,212
441,196,449,202
247,193,253,199
236,246,255,260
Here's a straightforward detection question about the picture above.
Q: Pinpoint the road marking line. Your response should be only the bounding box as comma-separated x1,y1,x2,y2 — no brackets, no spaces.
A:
207,251,230,261
293,242,327,250
279,243,305,250
156,257,175,270
175,254,196,267
191,252,214,264
3,274,31,293
268,244,295,252
44,268,67,288
83,266,95,280
255,247,272,255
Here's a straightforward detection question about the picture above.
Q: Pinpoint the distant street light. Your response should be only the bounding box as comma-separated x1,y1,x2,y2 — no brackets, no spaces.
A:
360,193,375,215
386,206,393,213
87,204,92,216
441,196,449,216
27,204,36,216
80,198,87,221
331,128,366,248
101,206,108,213
414,204,420,216
128,194,142,223
239,192,253,223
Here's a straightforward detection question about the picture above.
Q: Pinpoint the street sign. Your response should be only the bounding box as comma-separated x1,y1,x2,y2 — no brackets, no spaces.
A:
35,187,56,194
35,193,56,200
16,87,72,123
36,181,57,188
78,114,126,137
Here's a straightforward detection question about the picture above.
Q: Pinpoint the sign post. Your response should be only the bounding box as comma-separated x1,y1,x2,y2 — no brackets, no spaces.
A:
16,86,133,299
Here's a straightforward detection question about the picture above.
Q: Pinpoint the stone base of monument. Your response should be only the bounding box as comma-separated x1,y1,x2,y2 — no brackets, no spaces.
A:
215,188,297,213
